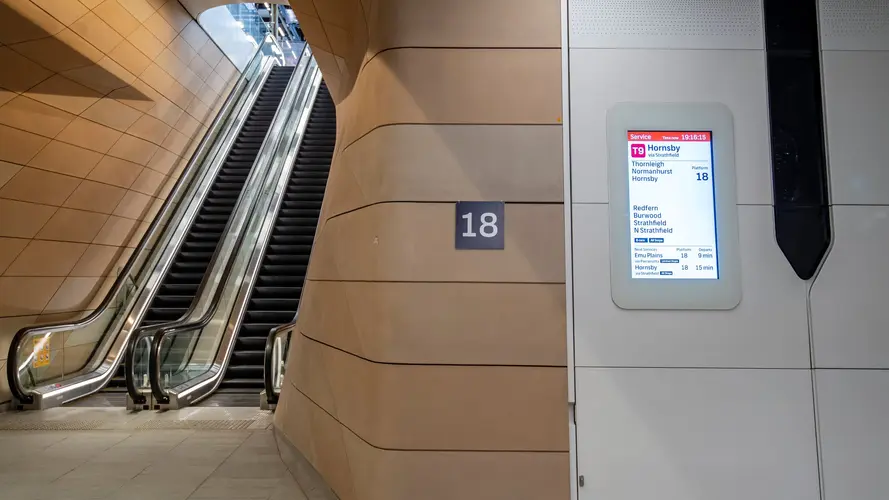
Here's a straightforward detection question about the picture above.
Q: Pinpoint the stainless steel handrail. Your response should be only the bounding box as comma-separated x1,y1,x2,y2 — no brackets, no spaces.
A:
262,317,297,409
148,46,316,407
6,45,269,410
152,47,320,409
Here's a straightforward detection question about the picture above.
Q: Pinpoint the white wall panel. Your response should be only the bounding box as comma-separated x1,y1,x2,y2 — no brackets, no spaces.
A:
811,206,889,368
822,51,889,205
568,49,772,205
575,367,819,500
572,204,809,368
568,0,764,49
819,0,889,51
817,370,889,500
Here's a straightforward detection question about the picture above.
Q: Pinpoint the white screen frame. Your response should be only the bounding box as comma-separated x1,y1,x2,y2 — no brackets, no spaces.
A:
607,102,742,309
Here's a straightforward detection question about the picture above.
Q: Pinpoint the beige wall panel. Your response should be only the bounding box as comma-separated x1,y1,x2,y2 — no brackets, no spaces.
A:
275,379,358,499
326,124,562,216
0,0,239,326
286,333,568,451
308,203,564,283
340,48,561,146
367,0,559,54
299,280,566,366
275,385,570,500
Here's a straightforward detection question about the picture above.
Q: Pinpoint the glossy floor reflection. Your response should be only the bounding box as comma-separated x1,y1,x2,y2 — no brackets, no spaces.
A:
0,408,306,500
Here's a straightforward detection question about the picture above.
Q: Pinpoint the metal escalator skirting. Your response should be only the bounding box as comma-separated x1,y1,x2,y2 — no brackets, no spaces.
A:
221,81,336,391
104,66,296,390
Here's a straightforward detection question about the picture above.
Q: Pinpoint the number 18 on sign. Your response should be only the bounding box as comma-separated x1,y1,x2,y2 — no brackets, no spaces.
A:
455,201,504,250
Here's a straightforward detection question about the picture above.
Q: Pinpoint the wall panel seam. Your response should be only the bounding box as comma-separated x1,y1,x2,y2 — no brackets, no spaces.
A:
306,279,567,285
286,377,569,454
298,330,569,369
360,45,562,74
341,122,562,155
322,199,564,223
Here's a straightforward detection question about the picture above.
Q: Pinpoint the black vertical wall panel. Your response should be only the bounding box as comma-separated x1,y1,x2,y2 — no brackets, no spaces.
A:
763,0,832,279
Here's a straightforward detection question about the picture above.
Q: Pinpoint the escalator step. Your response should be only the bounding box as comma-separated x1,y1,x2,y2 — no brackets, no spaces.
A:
248,298,299,310
220,378,264,390
151,296,193,308
269,235,315,245
225,366,263,378
274,217,319,226
277,209,320,218
260,265,307,275
272,226,316,236
229,350,264,364
144,308,186,321
160,283,198,294
251,286,301,298
263,254,309,265
238,325,279,340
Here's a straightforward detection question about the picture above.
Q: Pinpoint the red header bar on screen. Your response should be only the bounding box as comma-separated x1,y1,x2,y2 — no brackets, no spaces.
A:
627,131,712,142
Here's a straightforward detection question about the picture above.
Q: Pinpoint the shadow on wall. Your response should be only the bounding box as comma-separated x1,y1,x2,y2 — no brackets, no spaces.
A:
0,2,146,99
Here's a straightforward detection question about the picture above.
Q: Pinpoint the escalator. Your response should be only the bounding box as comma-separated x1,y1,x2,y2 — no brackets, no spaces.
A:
218,82,335,393
102,67,295,393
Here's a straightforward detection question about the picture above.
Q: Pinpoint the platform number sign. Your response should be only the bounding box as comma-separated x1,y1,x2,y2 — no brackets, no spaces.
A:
455,201,504,250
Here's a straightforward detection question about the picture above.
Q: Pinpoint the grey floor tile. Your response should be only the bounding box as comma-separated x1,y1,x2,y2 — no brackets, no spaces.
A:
42,431,131,460
139,463,219,483
0,430,70,447
106,483,198,500
64,460,150,480
188,477,283,499
0,457,80,480
109,472,207,500
38,476,128,500
213,458,290,480
163,444,241,467
269,474,309,500
0,407,329,500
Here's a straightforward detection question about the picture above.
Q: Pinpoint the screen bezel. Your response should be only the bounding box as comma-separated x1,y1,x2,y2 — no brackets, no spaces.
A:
607,103,741,310
626,129,720,280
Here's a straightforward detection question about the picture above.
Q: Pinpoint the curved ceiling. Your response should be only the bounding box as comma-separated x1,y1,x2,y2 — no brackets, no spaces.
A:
179,0,290,19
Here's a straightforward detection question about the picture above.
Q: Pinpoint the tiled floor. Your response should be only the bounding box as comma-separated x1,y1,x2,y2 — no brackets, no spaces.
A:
0,408,307,500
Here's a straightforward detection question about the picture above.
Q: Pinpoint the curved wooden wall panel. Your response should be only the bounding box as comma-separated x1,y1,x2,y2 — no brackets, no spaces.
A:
277,382,571,500
276,0,568,497
324,124,563,216
299,280,566,365
366,0,560,53
340,48,561,146
286,333,568,451
308,203,564,282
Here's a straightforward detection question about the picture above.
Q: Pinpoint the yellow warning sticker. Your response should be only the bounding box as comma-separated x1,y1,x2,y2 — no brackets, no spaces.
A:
32,337,51,369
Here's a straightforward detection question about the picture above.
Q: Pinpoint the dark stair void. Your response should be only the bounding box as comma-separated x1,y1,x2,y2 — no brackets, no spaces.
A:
101,67,296,394
220,81,336,393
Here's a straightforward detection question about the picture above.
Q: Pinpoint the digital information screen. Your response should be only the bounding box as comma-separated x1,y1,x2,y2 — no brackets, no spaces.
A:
627,131,719,280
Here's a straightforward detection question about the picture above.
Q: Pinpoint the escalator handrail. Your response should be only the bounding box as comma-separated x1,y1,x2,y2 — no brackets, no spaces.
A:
6,45,268,406
264,316,297,405
148,47,313,405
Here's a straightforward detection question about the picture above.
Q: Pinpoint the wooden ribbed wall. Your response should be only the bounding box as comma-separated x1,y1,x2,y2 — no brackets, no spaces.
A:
274,1,570,498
